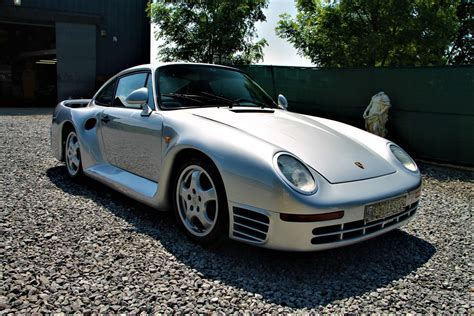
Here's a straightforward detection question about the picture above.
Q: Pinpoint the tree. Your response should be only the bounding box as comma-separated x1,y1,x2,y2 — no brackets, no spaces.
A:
276,0,460,67
147,0,268,65
447,0,473,65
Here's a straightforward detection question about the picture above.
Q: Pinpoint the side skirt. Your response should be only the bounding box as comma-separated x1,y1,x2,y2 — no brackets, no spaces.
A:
85,164,160,209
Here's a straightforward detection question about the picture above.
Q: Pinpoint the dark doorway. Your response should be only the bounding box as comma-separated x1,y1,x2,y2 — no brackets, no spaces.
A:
0,22,57,107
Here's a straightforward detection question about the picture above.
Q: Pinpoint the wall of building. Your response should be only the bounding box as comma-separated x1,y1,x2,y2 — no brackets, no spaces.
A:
239,65,474,166
0,0,150,101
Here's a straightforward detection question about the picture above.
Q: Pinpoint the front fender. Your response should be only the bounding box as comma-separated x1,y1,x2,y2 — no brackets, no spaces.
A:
154,113,288,210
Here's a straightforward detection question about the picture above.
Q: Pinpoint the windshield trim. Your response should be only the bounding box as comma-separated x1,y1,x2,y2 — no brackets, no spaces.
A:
154,64,277,111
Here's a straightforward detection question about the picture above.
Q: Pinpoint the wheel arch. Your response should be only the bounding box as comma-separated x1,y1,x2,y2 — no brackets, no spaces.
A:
163,147,226,210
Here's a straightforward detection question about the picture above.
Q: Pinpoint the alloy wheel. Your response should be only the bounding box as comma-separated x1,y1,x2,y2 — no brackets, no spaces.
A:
65,131,81,177
176,165,219,237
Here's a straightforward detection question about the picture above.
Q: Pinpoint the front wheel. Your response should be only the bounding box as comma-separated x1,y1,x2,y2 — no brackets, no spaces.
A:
173,157,228,245
64,130,83,179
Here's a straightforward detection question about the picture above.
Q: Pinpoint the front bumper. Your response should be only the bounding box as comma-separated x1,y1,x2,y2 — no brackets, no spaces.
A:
228,187,421,251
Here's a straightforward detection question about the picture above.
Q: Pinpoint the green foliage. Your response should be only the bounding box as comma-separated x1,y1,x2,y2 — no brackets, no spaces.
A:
276,0,461,67
147,0,268,65
447,0,473,64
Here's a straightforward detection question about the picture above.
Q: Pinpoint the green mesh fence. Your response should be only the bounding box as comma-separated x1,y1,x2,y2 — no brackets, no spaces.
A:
237,65,474,166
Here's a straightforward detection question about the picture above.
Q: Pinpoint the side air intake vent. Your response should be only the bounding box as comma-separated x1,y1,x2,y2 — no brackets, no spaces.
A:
232,207,270,243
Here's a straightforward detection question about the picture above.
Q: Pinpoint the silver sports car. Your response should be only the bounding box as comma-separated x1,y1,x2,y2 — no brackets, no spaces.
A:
51,63,421,251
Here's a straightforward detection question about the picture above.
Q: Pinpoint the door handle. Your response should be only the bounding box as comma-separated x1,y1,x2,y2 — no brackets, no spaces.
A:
101,115,111,123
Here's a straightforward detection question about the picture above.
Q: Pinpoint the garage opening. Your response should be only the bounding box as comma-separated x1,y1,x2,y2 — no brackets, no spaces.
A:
0,22,57,107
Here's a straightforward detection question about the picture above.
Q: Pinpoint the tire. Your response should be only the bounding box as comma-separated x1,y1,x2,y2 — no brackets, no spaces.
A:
172,157,229,245
64,129,84,180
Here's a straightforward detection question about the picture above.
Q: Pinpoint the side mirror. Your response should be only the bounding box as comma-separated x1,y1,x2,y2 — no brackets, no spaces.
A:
126,87,152,116
126,87,148,105
278,94,288,110
141,103,153,117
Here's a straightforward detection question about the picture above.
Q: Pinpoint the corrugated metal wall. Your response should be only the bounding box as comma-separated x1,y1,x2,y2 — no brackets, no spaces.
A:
239,65,474,166
0,0,150,79
56,22,96,100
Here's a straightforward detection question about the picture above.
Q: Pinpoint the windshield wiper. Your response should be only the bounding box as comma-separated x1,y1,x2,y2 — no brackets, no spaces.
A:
199,92,236,108
161,93,205,104
200,92,272,109
234,98,273,109
164,92,273,109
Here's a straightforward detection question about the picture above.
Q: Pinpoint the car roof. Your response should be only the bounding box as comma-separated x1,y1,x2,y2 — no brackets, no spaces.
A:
119,62,241,76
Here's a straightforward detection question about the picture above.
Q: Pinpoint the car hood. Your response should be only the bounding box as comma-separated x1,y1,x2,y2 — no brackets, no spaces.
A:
190,108,396,184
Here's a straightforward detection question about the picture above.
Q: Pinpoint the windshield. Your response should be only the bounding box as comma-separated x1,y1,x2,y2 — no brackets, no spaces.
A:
156,64,276,109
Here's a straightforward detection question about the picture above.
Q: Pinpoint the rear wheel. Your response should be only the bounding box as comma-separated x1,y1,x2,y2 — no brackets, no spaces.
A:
173,157,228,245
64,130,83,179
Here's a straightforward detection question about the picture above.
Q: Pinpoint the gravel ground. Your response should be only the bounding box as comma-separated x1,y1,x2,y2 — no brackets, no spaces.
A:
1,110,473,314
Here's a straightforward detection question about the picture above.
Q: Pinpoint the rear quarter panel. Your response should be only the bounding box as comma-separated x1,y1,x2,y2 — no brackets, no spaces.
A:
51,101,104,169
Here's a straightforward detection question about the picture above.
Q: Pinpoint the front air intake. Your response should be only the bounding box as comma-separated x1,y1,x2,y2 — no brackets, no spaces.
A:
311,202,418,245
232,207,270,243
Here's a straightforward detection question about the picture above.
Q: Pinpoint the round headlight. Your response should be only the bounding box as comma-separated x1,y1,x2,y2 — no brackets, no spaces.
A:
275,154,317,194
390,144,417,172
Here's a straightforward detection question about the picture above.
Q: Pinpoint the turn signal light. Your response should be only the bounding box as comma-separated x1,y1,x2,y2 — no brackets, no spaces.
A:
280,211,344,222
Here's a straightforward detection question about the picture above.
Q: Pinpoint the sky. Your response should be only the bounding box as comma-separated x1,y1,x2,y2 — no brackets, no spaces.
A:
255,0,313,66
150,0,314,67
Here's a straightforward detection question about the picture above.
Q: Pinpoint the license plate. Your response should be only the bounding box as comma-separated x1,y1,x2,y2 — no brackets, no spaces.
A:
364,195,407,223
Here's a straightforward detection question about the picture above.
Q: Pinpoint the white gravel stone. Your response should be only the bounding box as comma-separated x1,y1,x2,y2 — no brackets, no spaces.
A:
0,111,472,313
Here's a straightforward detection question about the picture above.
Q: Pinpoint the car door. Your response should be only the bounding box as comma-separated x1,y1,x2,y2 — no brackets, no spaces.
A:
98,71,163,182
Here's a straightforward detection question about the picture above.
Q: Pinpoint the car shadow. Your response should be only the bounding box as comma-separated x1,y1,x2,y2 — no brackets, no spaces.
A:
46,165,436,309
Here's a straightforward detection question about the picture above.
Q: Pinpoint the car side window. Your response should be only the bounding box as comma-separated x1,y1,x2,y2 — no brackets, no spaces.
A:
95,79,117,106
113,72,148,109
146,74,155,110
